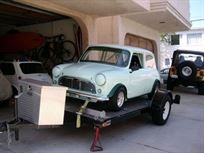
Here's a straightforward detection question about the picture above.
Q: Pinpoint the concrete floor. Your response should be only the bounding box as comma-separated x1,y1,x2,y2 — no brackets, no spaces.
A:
0,86,204,153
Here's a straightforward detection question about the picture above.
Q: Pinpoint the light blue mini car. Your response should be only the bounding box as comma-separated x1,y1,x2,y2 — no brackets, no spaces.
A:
52,44,160,111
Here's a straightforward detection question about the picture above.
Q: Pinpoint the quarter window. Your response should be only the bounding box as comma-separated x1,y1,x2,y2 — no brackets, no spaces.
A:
146,54,155,68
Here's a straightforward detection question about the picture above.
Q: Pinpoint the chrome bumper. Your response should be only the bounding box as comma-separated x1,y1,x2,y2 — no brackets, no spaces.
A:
66,88,109,102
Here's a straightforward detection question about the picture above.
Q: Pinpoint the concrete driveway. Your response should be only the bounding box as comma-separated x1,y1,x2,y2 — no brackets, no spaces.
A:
0,86,204,153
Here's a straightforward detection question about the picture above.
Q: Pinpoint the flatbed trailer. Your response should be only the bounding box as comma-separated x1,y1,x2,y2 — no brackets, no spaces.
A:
0,89,180,152
65,89,180,151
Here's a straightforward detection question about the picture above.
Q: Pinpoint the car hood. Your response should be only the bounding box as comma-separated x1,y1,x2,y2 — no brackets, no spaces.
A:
61,62,119,80
21,73,52,85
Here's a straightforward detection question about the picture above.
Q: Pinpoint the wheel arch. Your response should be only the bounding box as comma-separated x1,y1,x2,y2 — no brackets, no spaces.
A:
108,83,127,99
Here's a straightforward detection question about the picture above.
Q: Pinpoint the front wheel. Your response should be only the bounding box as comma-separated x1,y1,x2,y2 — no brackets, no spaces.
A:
62,40,77,62
109,87,126,111
151,95,172,125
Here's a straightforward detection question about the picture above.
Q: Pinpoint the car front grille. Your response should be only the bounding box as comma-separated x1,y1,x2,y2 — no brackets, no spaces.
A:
58,76,96,94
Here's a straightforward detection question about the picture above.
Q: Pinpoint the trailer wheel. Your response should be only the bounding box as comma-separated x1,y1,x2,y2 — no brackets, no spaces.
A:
109,87,126,111
151,92,172,125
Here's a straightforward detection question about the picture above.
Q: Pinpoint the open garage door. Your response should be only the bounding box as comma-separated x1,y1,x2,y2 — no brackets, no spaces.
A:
125,34,156,53
0,1,84,74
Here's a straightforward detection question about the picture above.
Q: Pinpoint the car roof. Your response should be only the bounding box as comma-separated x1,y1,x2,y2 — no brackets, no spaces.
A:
89,44,154,55
174,50,204,55
0,60,41,64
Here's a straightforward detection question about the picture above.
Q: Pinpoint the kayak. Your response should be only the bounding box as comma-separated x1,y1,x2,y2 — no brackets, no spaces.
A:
0,31,44,53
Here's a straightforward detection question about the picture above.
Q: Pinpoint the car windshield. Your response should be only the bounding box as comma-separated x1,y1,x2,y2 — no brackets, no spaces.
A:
174,53,204,67
20,63,46,74
80,47,130,67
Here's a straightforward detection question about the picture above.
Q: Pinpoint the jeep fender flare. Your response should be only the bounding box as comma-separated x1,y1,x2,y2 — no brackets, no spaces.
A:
108,83,127,100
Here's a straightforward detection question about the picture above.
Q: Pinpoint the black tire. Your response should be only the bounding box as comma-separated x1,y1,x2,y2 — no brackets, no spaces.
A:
177,61,197,82
63,40,77,62
148,81,160,100
167,78,174,90
198,82,204,95
109,87,126,111
151,93,172,125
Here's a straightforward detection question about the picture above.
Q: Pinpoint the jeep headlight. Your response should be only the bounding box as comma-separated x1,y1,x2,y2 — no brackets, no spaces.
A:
52,66,62,78
95,73,106,86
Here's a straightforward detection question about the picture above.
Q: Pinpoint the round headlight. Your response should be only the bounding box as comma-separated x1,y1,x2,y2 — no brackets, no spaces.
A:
95,73,106,86
52,66,62,78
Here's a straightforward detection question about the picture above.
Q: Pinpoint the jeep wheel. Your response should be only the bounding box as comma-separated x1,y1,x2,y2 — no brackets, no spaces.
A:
167,78,174,90
177,61,196,82
151,94,172,125
198,82,204,95
148,81,160,100
109,87,126,111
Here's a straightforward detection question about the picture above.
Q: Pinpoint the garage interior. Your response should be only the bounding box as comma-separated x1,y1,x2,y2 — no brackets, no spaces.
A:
0,1,83,73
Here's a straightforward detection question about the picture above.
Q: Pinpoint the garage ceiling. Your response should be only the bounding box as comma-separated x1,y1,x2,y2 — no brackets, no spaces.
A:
0,1,68,27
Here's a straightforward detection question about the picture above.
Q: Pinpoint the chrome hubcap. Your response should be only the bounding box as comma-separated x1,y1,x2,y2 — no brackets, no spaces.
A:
117,91,125,107
182,66,192,77
163,101,170,120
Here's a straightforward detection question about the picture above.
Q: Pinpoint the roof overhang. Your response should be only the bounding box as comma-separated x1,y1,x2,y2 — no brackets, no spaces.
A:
123,1,191,32
15,0,191,32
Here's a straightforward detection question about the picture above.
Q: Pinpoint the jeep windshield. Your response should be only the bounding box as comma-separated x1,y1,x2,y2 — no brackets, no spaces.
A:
173,52,204,68
80,47,130,67
20,63,46,74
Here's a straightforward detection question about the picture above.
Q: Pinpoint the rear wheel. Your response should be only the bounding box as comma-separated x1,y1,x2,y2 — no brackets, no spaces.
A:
109,87,126,111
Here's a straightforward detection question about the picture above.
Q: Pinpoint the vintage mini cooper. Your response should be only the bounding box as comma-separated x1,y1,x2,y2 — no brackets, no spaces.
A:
52,45,160,110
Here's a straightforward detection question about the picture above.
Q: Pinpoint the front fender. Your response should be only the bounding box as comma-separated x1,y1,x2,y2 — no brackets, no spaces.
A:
107,83,127,98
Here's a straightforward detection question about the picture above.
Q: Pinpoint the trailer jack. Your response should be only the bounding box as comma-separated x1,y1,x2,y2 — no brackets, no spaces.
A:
90,127,103,152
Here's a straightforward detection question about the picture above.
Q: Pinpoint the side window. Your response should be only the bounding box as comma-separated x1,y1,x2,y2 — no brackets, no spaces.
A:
129,54,143,71
146,54,155,68
0,63,15,75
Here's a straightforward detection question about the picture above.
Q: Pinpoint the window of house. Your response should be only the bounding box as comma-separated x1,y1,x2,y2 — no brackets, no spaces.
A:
165,58,170,66
171,35,180,45
187,33,202,44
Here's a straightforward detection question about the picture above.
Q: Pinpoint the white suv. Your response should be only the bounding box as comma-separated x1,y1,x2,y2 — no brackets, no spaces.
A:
0,61,52,94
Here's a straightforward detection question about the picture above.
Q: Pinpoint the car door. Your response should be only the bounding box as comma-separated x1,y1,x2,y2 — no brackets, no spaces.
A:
128,53,147,98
